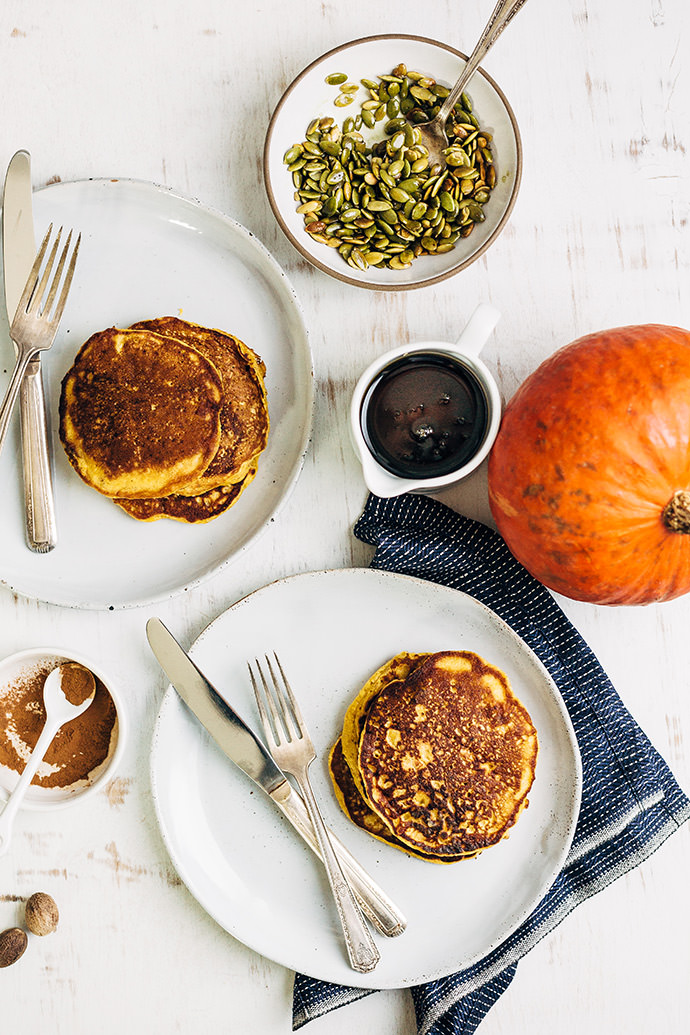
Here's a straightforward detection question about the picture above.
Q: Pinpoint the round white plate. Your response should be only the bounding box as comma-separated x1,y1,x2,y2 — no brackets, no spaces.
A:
151,569,582,988
0,178,313,609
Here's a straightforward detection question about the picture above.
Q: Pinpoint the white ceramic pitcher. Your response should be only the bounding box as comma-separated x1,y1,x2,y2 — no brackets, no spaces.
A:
350,303,502,499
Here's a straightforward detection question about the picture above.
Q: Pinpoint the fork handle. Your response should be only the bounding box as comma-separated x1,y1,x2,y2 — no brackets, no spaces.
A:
0,345,35,458
296,767,380,973
20,365,57,552
274,784,406,937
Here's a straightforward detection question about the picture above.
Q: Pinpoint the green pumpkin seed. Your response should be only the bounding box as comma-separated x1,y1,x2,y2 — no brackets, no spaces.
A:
325,72,348,85
410,85,434,103
397,178,422,194
465,201,486,221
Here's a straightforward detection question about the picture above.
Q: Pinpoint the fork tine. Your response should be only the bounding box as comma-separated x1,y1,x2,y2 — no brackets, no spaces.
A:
42,229,72,316
48,231,81,328
29,227,62,316
247,661,274,742
271,652,306,731
13,224,53,319
265,654,302,740
251,657,288,744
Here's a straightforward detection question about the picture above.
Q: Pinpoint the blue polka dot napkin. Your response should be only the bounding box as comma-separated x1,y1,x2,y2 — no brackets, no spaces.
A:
293,493,690,1034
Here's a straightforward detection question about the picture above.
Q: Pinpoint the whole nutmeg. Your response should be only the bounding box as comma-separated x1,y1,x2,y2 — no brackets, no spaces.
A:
0,927,28,967
25,892,59,936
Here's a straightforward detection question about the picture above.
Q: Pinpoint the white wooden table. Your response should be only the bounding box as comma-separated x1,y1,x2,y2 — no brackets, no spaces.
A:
1,1,689,1031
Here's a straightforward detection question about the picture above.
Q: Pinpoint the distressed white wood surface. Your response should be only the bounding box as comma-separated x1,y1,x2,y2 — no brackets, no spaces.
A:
1,1,689,1032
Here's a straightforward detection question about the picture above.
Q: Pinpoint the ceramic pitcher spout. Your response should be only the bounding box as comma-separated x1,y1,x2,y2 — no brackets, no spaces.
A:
359,450,425,498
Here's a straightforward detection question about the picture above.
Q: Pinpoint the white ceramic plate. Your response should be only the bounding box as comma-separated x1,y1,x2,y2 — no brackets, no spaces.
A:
264,34,522,290
0,179,313,609
151,569,581,988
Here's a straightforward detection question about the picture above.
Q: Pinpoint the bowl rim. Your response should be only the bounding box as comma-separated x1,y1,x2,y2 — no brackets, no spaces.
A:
0,645,126,810
263,32,523,291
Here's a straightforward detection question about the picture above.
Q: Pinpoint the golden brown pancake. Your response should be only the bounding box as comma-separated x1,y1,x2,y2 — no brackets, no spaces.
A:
130,317,268,494
329,737,476,864
59,327,223,498
357,651,538,858
115,464,257,523
340,652,429,800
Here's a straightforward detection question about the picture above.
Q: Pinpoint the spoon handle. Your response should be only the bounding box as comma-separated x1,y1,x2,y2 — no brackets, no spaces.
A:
0,720,59,855
438,0,530,124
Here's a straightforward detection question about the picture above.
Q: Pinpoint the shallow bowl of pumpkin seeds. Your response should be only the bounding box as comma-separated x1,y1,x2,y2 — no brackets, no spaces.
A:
264,34,522,290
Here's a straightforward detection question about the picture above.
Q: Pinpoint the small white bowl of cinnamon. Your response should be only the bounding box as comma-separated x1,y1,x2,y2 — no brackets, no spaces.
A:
0,647,125,809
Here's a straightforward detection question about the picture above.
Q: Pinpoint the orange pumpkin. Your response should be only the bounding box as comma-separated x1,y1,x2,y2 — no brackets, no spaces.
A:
488,324,690,605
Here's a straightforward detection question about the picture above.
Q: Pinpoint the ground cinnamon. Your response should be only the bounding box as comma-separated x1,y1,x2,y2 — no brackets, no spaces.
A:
0,660,117,788
59,663,95,706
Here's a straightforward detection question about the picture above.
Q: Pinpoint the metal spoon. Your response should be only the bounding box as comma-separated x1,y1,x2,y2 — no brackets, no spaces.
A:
413,0,530,169
0,664,96,854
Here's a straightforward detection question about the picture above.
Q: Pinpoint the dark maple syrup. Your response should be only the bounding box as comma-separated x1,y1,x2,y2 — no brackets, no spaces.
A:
361,353,489,479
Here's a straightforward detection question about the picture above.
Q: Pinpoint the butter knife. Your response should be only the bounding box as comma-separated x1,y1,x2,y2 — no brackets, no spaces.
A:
2,150,57,552
146,617,406,938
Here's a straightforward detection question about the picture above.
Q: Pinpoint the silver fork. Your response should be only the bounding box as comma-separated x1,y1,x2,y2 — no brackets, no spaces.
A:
0,224,80,458
249,653,380,974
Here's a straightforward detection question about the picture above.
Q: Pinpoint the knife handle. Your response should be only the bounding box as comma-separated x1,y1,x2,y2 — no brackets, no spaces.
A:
271,783,407,938
20,366,57,552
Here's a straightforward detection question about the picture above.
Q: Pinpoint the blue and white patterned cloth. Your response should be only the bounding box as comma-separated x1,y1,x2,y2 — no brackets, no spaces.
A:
293,493,690,1034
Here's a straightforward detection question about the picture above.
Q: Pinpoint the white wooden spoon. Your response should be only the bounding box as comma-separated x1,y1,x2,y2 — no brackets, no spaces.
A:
0,664,96,854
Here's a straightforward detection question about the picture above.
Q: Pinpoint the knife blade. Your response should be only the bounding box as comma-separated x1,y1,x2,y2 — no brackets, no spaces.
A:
146,617,406,938
2,149,57,552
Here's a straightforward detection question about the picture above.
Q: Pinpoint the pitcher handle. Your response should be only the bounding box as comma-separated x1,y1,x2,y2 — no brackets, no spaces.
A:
454,303,501,357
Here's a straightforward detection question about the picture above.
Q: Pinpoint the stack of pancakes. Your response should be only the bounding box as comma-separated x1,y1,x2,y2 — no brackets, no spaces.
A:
59,317,268,523
329,650,538,863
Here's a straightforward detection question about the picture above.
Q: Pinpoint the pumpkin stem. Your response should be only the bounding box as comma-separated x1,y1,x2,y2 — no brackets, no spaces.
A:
662,490,690,533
